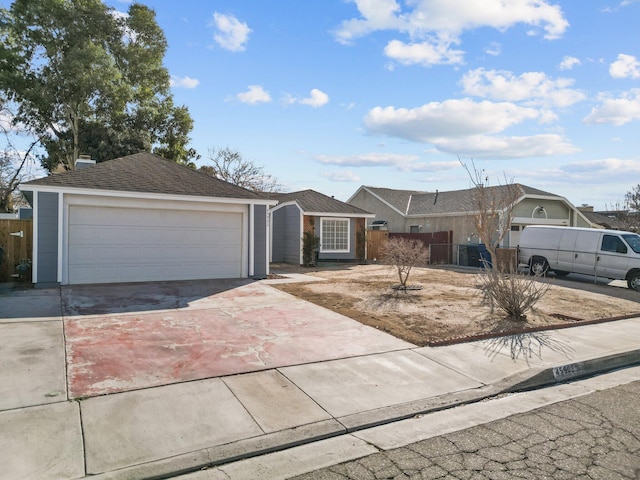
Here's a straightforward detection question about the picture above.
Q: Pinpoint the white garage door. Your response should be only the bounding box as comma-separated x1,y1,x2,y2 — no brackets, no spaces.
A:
68,205,243,284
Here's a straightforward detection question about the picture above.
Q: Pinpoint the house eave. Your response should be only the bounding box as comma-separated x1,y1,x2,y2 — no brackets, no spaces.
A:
304,211,376,218
18,184,277,206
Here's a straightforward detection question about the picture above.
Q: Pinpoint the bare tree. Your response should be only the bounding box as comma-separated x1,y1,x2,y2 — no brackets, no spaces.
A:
603,200,639,233
0,100,42,212
200,147,283,193
383,237,429,290
461,159,521,269
625,184,640,211
0,142,39,212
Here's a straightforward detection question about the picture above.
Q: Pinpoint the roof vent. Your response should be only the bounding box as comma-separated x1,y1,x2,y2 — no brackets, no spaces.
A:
76,156,96,170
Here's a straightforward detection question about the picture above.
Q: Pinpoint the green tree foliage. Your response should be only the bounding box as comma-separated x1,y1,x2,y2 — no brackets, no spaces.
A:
0,0,197,170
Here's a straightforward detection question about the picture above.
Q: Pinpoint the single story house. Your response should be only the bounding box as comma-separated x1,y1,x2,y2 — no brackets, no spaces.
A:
269,189,374,265
348,184,594,247
19,152,276,286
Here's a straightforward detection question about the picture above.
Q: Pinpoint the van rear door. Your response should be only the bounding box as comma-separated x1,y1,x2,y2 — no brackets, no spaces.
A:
572,230,600,275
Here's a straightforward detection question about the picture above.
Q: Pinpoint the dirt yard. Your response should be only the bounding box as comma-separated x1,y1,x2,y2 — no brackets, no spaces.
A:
272,264,640,346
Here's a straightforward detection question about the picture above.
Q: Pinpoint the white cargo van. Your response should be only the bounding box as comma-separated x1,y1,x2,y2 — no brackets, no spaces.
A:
518,225,640,290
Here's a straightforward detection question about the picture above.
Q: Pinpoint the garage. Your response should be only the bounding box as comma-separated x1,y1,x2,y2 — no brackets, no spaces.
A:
68,206,243,284
19,153,275,286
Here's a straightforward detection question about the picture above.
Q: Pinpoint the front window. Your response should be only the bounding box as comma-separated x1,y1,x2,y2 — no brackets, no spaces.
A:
321,218,349,252
622,234,640,254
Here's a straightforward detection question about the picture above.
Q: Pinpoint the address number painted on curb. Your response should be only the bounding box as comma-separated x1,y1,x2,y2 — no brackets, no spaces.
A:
552,362,586,381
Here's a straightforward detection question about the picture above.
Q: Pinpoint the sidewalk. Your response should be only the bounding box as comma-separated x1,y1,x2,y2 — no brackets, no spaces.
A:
1,277,639,480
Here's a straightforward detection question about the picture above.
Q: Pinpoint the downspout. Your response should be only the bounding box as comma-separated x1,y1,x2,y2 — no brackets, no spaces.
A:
249,204,254,277
32,191,38,284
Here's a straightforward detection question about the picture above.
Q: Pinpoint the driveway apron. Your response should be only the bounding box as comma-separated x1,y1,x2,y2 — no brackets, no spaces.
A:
62,279,412,398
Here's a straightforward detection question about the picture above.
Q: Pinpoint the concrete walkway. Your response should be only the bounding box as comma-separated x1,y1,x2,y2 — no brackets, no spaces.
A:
0,275,639,480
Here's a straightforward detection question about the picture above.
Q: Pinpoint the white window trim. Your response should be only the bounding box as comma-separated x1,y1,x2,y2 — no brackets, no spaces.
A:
320,217,350,253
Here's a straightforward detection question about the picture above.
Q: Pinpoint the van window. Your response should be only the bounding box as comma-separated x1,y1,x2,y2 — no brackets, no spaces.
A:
622,234,640,254
601,235,627,254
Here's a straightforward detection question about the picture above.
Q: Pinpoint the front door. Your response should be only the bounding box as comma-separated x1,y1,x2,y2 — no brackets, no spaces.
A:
596,234,629,280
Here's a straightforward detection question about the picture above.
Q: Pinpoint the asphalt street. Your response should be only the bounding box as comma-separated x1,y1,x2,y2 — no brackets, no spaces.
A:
290,376,640,480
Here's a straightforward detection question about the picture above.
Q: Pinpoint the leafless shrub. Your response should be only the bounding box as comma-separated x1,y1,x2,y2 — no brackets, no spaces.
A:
477,267,550,321
383,237,429,289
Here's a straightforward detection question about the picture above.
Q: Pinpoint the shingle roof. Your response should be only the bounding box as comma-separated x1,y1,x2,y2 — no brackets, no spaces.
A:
581,210,627,229
364,186,430,213
20,152,268,201
272,189,372,215
364,184,561,216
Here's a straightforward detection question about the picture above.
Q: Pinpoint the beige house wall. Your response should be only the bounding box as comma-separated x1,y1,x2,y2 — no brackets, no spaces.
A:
403,215,476,245
349,188,594,250
348,189,406,232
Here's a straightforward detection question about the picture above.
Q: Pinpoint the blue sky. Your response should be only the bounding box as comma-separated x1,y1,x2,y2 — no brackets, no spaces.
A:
109,1,638,209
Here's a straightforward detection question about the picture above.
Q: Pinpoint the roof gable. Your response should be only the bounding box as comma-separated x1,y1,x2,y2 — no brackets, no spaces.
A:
272,189,372,216
20,152,269,201
359,184,562,216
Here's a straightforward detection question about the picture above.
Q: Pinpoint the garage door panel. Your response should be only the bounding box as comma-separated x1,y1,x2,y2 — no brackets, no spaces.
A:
68,206,244,284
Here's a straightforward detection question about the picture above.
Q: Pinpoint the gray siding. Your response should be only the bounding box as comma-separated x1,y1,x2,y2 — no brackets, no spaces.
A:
271,205,301,264
36,192,59,284
253,204,267,278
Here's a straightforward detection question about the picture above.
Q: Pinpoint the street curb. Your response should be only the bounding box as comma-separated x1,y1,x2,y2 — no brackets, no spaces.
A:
83,349,640,480
502,348,640,393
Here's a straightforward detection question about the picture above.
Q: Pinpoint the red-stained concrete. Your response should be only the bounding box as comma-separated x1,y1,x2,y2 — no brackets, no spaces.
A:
63,281,411,398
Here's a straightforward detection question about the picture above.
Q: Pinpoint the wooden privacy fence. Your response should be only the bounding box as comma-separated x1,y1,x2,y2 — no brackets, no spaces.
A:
365,230,454,264
389,231,453,264
0,219,33,282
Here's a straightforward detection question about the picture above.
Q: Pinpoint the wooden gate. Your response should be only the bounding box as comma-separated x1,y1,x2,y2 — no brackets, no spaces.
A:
0,219,33,282
366,230,388,261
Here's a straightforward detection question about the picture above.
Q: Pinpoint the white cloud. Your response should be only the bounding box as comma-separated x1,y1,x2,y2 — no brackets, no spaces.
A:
334,0,568,66
484,42,502,56
583,89,640,126
364,99,544,142
383,39,464,66
170,76,200,89
432,134,579,158
320,170,361,182
609,53,640,79
285,89,330,107
362,97,580,159
234,85,271,104
316,152,420,167
460,68,585,107
299,89,330,107
316,153,460,172
559,56,581,71
211,12,251,52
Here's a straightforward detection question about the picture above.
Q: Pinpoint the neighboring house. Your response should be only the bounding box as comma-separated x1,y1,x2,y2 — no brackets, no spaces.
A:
348,185,594,247
578,206,640,232
19,152,276,286
269,189,374,265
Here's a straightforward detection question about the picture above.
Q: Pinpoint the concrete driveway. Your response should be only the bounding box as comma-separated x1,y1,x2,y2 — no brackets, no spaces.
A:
2,276,411,401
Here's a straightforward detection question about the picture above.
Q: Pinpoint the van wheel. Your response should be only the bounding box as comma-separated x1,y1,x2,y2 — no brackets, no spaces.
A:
529,257,549,276
627,272,640,291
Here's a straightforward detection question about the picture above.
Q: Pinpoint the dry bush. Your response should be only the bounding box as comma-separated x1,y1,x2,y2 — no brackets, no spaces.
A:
383,237,429,289
477,268,551,321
